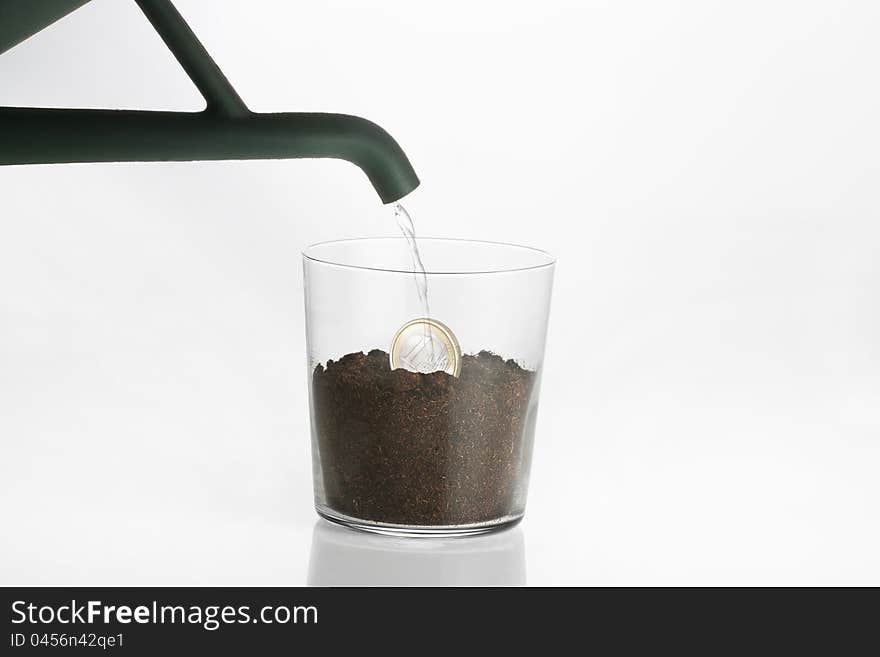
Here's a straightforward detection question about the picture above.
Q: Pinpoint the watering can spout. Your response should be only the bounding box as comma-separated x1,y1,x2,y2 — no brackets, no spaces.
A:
0,0,420,204
0,108,421,204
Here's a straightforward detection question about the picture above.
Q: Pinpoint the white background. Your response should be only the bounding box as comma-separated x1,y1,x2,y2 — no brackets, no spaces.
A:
1,0,878,585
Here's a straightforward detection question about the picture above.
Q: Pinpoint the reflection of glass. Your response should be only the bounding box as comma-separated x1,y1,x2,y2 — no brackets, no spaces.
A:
307,520,527,586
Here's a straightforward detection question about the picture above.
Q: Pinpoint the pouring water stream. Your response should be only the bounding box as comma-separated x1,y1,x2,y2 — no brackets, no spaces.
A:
392,202,431,319
390,202,439,369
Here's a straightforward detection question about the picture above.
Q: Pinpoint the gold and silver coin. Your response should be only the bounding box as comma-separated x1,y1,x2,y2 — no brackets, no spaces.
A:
390,318,461,377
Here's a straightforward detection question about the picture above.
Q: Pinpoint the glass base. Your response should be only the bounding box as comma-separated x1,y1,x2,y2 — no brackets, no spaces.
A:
316,506,523,538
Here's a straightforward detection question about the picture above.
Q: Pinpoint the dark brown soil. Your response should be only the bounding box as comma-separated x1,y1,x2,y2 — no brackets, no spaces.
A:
311,349,536,526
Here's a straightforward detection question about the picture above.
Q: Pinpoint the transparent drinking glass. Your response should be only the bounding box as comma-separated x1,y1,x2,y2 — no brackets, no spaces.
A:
303,237,555,536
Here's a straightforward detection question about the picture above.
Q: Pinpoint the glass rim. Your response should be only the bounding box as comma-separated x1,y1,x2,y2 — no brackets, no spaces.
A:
302,236,556,275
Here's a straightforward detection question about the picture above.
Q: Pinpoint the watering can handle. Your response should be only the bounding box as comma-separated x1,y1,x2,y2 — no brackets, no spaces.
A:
0,0,93,54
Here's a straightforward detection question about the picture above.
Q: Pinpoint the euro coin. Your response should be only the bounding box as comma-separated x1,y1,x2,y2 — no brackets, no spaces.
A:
390,318,461,377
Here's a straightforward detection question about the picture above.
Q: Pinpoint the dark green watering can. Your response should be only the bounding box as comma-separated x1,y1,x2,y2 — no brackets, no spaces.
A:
0,0,419,203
